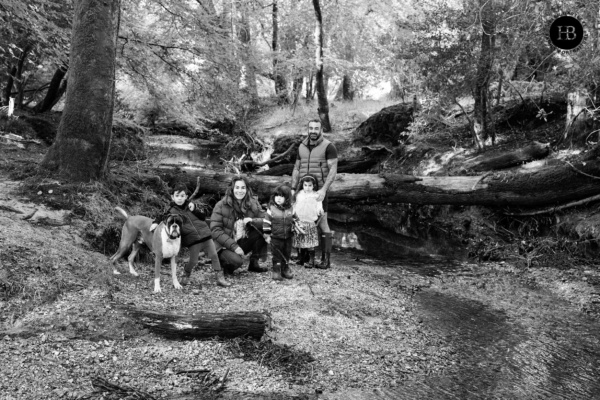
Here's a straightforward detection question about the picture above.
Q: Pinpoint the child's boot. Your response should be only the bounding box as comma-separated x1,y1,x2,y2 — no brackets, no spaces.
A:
248,256,268,273
306,249,316,269
180,271,191,286
281,261,293,279
295,249,307,265
272,262,283,281
214,270,231,287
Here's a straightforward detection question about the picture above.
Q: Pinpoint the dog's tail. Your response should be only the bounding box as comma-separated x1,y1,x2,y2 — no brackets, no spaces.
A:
114,207,129,220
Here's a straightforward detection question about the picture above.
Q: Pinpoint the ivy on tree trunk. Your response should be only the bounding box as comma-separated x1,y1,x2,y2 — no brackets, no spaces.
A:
42,0,120,182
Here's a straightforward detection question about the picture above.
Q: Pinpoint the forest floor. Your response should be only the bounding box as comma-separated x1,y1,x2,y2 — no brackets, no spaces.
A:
2,99,600,399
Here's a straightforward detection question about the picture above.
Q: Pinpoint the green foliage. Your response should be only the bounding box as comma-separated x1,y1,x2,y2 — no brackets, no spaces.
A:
0,0,72,105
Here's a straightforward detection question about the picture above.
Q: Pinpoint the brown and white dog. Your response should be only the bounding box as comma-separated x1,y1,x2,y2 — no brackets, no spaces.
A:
109,207,183,293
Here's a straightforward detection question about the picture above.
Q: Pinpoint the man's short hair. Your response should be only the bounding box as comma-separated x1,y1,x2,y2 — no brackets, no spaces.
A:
308,119,322,128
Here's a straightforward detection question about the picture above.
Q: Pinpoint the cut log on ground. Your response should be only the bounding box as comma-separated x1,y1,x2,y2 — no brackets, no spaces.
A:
462,141,550,172
127,308,268,340
256,157,379,176
159,159,600,207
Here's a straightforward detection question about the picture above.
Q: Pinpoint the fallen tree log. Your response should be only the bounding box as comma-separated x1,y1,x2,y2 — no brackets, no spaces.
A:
128,309,268,340
462,141,550,172
159,159,600,207
256,157,379,176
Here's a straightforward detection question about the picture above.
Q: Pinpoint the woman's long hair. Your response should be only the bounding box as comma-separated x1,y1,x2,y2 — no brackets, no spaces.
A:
225,175,255,210
269,184,293,209
294,174,319,201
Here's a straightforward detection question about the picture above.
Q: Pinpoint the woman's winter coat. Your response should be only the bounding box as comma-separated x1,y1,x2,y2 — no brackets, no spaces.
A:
210,195,265,252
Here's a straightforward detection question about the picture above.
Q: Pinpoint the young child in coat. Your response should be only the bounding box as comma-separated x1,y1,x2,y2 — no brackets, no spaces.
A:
263,185,302,281
293,174,324,268
151,183,230,287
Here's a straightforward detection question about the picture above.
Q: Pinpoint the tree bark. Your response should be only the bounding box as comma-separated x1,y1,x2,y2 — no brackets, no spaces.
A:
272,0,287,102
561,89,591,145
33,65,68,113
256,157,378,176
160,160,600,208
472,0,495,150
42,0,120,182
312,0,331,131
14,44,33,109
128,308,267,340
462,141,550,172
237,11,258,104
3,66,16,106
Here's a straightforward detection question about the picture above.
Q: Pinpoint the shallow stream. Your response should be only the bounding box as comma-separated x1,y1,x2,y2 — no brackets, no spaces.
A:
325,223,600,400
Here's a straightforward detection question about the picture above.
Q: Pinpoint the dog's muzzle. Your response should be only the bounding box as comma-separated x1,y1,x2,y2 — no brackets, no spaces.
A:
166,216,183,239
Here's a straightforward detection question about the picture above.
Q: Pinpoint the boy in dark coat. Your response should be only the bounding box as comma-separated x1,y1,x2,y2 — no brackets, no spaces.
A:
151,184,230,287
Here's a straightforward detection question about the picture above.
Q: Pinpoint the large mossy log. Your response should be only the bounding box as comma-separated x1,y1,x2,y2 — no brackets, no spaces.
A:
159,160,600,207
128,309,268,340
255,157,379,176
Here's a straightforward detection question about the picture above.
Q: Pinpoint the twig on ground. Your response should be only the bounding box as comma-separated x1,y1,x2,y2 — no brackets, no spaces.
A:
0,204,23,213
175,368,211,375
91,376,157,400
22,209,37,220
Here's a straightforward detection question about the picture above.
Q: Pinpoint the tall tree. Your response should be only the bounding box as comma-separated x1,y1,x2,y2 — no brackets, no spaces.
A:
272,0,288,102
42,0,120,182
472,0,496,150
312,0,331,132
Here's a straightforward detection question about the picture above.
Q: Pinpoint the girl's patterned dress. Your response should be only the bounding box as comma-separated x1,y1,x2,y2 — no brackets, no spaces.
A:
293,190,323,248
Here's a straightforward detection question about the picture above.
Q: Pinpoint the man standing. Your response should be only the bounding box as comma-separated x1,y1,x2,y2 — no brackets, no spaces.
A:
291,119,338,269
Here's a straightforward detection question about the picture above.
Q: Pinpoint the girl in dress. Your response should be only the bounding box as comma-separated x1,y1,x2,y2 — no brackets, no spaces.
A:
293,174,324,268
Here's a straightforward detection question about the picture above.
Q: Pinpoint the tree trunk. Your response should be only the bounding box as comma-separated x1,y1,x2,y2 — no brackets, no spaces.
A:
14,44,33,109
342,74,353,101
256,157,379,176
290,75,303,106
562,89,591,145
472,0,495,150
3,66,16,106
160,160,600,208
305,72,314,102
159,161,600,207
462,141,550,172
272,0,287,102
42,0,120,182
312,0,331,132
128,309,267,340
33,65,68,113
237,12,258,104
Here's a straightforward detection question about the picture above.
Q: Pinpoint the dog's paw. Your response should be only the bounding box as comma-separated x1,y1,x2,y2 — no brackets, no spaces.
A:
129,269,139,277
112,269,121,275
173,282,183,290
153,286,162,293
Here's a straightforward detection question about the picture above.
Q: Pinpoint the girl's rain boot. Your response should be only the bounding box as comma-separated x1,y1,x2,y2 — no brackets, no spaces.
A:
306,250,316,269
272,262,283,281
281,262,293,279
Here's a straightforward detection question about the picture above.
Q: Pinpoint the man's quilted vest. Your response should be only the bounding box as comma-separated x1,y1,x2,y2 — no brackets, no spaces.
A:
298,137,331,186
